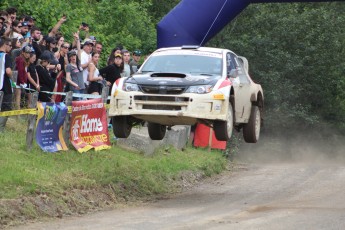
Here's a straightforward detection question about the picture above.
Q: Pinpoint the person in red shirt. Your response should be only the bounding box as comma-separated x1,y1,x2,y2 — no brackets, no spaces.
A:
14,44,33,109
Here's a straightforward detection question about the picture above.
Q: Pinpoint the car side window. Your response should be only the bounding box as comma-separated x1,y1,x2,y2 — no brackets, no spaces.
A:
234,56,250,84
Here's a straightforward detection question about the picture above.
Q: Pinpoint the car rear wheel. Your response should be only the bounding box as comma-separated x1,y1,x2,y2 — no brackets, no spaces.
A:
214,103,234,141
243,105,260,143
112,116,132,138
148,122,166,140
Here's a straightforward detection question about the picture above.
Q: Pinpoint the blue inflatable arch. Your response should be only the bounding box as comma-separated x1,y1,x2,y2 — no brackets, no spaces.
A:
157,0,339,48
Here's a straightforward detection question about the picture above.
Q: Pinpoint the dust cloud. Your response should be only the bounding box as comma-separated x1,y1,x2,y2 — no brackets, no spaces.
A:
235,129,345,165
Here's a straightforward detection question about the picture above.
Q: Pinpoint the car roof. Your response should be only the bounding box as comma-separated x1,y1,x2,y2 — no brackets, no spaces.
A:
154,46,234,55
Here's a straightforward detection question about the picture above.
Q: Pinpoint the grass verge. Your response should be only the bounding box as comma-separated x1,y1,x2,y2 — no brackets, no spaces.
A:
0,117,228,228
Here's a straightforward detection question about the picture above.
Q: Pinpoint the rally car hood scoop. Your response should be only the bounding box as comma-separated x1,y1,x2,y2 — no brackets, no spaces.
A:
128,72,220,86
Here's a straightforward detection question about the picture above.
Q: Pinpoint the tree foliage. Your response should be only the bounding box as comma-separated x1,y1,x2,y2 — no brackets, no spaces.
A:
208,2,345,134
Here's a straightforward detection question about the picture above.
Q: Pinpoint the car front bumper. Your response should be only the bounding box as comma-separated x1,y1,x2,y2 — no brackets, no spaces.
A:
109,90,229,125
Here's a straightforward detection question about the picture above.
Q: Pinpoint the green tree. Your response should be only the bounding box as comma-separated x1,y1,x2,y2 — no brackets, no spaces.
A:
209,2,345,134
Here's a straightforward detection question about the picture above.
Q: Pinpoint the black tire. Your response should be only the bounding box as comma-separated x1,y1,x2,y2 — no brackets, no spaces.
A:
112,116,132,138
148,122,166,140
214,103,234,141
243,105,261,143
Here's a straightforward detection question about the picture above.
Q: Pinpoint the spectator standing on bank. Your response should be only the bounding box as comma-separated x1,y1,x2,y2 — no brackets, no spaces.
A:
65,32,85,101
80,38,93,90
93,41,103,54
9,20,23,39
56,41,70,102
107,46,122,66
36,52,55,102
6,7,17,23
30,26,43,60
26,52,39,103
0,37,13,133
0,13,11,37
130,49,141,75
14,45,33,109
121,49,131,78
20,21,30,39
100,53,123,95
87,52,103,95
41,36,61,101
10,37,22,50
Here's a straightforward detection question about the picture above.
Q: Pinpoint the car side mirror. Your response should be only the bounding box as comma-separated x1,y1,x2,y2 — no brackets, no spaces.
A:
228,69,237,78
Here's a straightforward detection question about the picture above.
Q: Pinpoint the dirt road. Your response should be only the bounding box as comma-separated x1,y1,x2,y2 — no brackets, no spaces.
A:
12,165,345,229
11,135,345,229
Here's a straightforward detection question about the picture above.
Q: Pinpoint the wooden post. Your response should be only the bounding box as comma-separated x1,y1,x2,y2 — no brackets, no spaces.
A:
0,91,3,111
101,86,109,104
101,86,110,125
63,91,73,144
26,92,38,151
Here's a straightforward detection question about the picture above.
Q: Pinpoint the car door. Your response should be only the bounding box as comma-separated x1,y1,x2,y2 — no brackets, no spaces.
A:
228,53,252,122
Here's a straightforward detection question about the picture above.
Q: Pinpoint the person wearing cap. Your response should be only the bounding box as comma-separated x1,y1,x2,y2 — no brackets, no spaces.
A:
20,21,30,38
107,46,122,66
100,53,123,96
42,36,61,74
14,44,34,109
0,37,13,133
80,38,93,90
130,50,141,75
36,52,56,102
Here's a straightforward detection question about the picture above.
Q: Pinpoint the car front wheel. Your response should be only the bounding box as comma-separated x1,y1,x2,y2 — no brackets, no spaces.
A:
112,116,132,138
214,103,234,141
243,105,261,143
148,122,166,140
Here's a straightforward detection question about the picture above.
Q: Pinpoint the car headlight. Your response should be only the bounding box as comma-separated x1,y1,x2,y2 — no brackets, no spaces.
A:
123,83,139,92
186,85,213,94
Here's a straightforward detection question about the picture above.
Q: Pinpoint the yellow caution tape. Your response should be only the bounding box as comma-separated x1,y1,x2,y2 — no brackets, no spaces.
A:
0,103,110,117
0,108,37,117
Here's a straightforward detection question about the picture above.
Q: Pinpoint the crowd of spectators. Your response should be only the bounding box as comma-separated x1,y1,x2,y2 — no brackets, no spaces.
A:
0,6,144,132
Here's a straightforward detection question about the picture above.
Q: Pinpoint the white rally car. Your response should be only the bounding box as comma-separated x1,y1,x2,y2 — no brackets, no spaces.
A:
109,46,264,143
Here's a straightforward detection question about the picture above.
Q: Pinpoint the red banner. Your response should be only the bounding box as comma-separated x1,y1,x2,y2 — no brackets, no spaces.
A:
70,98,111,152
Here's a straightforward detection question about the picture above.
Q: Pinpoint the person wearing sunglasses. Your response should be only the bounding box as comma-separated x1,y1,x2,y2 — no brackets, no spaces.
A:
9,20,23,39
0,37,14,133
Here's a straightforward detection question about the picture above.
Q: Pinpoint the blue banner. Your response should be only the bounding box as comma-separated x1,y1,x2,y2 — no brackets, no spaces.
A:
36,102,68,152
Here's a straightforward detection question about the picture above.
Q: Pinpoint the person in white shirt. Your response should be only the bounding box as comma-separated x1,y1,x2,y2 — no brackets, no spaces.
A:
121,49,131,78
80,39,93,90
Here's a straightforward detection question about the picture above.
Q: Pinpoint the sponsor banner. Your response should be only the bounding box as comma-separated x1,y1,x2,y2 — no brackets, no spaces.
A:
70,98,111,153
36,102,68,152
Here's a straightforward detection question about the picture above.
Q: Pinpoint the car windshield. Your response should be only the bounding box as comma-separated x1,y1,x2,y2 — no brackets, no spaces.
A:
141,54,223,75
